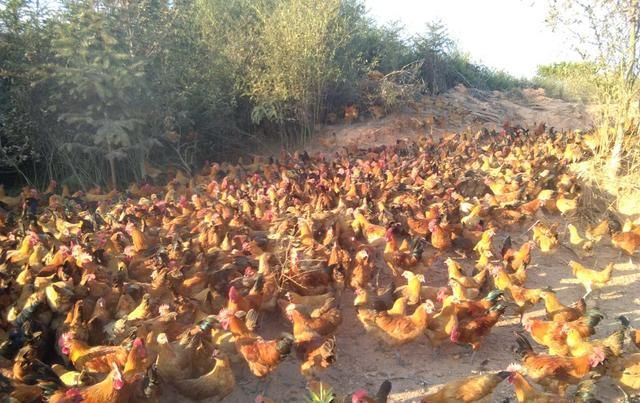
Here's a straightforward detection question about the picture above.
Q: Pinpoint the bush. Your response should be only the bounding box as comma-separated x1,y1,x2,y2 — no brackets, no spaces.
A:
0,0,533,189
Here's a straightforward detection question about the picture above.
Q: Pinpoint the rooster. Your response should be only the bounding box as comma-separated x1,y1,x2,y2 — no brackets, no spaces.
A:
450,303,507,361
515,333,606,395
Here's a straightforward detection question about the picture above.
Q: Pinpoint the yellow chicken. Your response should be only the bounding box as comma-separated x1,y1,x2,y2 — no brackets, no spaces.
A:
568,261,614,298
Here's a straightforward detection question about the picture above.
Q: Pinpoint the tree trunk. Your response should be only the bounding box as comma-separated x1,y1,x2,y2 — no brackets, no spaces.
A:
607,0,639,179
607,121,625,178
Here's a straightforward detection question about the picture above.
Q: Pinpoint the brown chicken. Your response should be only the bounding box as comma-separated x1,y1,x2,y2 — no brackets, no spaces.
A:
225,314,294,377
47,363,133,403
287,299,342,337
58,332,129,374
425,298,459,348
515,333,606,395
506,241,534,272
171,351,235,401
585,219,609,243
506,370,570,403
446,258,487,290
357,301,435,345
523,319,570,356
350,379,392,403
450,303,507,359
429,219,452,251
539,291,586,322
419,371,511,402
564,323,626,359
611,230,640,255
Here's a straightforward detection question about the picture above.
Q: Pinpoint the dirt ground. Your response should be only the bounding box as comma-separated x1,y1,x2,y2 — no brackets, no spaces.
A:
216,229,639,403
208,88,636,403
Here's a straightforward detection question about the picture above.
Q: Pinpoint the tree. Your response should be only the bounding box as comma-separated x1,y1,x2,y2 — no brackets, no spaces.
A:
0,0,53,185
548,0,640,179
50,1,153,189
245,0,344,146
413,20,455,94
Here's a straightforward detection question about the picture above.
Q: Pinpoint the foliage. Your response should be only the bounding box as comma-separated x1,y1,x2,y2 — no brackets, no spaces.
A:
0,0,53,185
534,61,601,101
547,0,640,180
0,0,531,190
304,384,335,403
245,0,344,146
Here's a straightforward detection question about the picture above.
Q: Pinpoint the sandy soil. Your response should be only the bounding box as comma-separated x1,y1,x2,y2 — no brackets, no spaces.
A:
207,88,634,403
310,85,594,153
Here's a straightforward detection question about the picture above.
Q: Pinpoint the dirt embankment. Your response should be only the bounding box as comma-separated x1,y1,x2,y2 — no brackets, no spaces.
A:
311,85,594,153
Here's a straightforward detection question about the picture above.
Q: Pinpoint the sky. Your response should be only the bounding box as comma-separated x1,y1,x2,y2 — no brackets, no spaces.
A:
365,0,581,78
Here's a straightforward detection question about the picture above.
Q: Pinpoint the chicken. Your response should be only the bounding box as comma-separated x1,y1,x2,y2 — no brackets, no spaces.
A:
171,351,235,401
449,277,480,301
450,303,507,358
539,291,586,322
396,271,425,305
0,184,23,209
451,289,505,320
515,333,606,395
286,299,342,337
564,321,626,359
353,285,395,312
473,228,495,257
407,216,430,236
58,332,129,374
573,379,601,403
555,196,577,215
607,352,640,395
620,316,640,351
353,210,386,244
567,224,593,252
394,284,450,307
419,371,511,402
226,314,294,377
154,333,193,381
523,319,570,356
47,363,133,403
357,301,435,345
286,291,335,309
507,370,570,403
12,345,63,386
425,300,459,348
506,284,545,323
446,258,487,290
507,241,534,272
568,261,614,298
585,220,609,243
350,379,392,403
297,334,337,378
351,248,375,288
429,220,452,251
532,223,558,252
611,230,640,255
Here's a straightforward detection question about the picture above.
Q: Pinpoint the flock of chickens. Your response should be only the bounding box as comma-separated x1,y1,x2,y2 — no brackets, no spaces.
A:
1,124,640,403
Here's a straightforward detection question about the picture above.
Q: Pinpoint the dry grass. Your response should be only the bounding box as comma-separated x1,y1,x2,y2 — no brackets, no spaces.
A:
572,128,640,219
